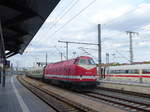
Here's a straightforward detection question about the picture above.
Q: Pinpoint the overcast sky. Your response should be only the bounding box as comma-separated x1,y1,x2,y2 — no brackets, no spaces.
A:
9,0,150,67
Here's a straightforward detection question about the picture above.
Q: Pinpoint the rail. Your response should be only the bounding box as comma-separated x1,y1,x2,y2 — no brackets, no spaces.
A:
17,76,98,112
84,89,150,112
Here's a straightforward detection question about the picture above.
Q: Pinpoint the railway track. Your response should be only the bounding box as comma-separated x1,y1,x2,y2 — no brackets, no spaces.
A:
18,76,150,112
84,89,150,112
17,76,97,112
98,87,150,99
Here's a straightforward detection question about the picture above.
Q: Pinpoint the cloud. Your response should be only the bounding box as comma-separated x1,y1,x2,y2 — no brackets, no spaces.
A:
10,0,150,67
90,5,133,24
105,3,150,31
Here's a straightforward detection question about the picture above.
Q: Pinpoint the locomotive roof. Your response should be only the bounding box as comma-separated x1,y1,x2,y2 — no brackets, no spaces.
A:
47,56,93,65
79,56,93,59
107,64,150,70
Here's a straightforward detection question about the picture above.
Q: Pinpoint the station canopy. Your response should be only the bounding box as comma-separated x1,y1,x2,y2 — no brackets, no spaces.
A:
0,0,60,58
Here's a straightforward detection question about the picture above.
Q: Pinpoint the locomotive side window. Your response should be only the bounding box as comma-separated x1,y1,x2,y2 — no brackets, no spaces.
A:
74,59,79,64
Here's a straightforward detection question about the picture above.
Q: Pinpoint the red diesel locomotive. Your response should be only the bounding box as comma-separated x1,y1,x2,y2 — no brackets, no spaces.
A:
43,56,99,89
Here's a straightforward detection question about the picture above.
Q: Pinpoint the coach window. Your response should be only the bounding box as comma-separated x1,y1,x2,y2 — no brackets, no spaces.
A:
110,70,128,74
135,70,139,73
143,69,150,74
110,70,116,74
128,70,139,74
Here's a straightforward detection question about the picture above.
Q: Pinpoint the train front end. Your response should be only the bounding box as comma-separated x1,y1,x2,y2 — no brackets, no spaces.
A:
74,56,99,88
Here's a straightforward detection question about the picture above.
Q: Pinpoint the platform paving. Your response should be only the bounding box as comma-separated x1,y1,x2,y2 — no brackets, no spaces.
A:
99,80,150,94
0,75,55,112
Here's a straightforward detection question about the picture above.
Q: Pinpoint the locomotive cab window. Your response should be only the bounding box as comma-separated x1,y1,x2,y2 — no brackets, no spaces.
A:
79,59,87,64
78,59,95,65
88,59,95,65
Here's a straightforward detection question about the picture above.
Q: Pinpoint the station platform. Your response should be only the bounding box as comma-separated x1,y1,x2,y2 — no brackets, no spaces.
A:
0,75,55,112
99,79,150,94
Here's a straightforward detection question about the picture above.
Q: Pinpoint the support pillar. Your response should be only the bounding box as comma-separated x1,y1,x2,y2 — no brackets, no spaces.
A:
98,24,102,78
0,19,6,87
0,68,1,84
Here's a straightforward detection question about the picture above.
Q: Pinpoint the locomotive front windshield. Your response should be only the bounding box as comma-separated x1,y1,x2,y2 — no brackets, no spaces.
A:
79,59,95,65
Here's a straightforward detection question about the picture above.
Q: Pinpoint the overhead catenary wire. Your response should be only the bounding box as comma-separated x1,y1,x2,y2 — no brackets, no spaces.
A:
44,0,147,40
78,47,98,60
54,46,67,59
46,1,145,56
42,0,80,40
47,0,148,39
46,0,96,40
30,0,149,65
100,0,149,63
82,0,147,63
112,49,130,62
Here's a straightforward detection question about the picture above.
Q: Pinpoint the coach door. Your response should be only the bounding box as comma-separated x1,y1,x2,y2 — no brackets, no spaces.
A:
101,67,105,79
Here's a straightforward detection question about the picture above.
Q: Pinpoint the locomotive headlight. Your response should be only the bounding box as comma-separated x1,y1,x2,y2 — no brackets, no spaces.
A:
80,75,82,80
